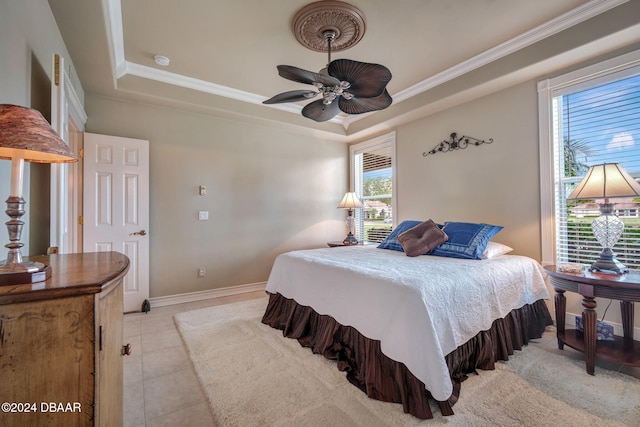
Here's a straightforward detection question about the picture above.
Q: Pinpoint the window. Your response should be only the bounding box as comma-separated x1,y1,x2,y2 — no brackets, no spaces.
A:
349,132,396,243
539,50,640,268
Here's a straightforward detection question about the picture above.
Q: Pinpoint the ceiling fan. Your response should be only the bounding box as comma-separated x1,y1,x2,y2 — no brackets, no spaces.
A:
263,29,393,122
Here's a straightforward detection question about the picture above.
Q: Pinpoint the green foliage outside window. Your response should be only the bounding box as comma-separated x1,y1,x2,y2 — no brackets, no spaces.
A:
363,176,392,206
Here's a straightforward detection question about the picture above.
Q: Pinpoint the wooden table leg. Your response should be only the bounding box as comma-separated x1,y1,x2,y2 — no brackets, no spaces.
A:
554,288,566,350
582,295,597,375
620,301,634,340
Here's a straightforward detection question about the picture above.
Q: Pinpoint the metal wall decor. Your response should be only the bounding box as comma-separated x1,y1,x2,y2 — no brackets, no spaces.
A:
423,132,493,156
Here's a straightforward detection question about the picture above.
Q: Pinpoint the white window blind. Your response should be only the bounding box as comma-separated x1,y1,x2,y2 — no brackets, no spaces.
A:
552,71,640,269
350,132,396,243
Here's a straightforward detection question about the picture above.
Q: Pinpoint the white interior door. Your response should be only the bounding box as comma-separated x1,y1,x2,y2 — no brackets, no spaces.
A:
83,133,149,313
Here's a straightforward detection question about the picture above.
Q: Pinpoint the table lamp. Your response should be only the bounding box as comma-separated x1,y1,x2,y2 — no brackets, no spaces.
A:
0,104,78,285
337,192,364,245
567,163,640,274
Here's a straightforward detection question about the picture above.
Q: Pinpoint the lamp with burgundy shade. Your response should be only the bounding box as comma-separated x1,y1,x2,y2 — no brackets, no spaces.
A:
0,104,78,285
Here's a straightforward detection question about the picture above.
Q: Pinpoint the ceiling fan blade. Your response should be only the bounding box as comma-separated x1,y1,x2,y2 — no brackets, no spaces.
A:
277,65,340,87
328,59,392,98
302,99,341,122
339,90,393,115
262,90,318,104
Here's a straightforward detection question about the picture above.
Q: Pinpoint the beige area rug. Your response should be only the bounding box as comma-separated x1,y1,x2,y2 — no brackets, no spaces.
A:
174,298,640,426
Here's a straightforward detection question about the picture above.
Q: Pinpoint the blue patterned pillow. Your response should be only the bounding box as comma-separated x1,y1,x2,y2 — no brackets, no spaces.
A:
377,220,423,252
430,222,503,260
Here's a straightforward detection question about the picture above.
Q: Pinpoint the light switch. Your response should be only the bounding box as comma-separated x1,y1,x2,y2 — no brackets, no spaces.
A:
199,185,206,196
198,211,209,220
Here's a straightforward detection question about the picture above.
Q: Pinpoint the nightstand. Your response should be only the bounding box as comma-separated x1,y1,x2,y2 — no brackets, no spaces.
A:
543,265,640,375
327,241,374,247
328,241,359,247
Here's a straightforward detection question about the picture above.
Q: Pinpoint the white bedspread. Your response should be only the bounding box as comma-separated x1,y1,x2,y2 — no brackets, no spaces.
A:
265,245,550,401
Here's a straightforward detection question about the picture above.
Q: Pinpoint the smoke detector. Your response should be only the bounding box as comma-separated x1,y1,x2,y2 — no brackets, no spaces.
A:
154,55,170,67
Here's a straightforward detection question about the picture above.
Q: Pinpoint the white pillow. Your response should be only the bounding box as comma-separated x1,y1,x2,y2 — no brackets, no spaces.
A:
481,241,514,259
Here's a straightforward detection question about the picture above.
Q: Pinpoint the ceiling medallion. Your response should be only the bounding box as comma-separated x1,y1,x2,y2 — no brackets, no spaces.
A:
292,1,366,52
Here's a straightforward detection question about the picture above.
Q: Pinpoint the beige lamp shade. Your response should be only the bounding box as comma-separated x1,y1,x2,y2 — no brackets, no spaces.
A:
337,192,364,209
0,104,77,163
337,192,363,245
567,163,640,200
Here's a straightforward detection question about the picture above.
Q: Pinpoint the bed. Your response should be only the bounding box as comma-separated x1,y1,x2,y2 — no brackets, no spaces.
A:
261,220,553,419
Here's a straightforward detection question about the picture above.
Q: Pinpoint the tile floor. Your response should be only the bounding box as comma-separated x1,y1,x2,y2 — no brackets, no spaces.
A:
122,293,640,426
122,290,265,427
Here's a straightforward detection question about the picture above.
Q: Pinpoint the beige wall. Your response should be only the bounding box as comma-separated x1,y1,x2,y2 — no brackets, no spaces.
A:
0,1,79,256
395,80,540,260
85,96,348,297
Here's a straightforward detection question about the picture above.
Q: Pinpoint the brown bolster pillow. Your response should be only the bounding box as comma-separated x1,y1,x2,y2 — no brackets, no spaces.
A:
397,219,448,257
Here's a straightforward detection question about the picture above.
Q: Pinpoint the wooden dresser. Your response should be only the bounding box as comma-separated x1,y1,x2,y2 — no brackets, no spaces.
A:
0,252,130,427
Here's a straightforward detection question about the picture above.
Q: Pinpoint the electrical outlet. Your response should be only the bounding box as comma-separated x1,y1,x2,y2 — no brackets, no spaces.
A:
198,268,205,278
198,211,209,220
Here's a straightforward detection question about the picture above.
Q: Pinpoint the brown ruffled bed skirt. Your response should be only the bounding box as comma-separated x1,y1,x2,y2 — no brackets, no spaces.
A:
261,292,553,419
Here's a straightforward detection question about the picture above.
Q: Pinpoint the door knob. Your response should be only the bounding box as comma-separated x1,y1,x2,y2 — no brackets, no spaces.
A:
130,230,147,236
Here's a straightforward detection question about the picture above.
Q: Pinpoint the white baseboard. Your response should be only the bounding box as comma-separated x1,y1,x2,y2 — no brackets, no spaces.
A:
565,312,640,338
149,281,266,308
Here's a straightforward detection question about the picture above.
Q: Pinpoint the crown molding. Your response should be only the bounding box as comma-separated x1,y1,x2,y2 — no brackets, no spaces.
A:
124,61,275,105
103,0,126,79
104,0,627,128
121,61,346,125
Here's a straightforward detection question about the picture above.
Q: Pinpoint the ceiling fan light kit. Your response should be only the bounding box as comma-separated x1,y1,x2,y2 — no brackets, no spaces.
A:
263,1,392,122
